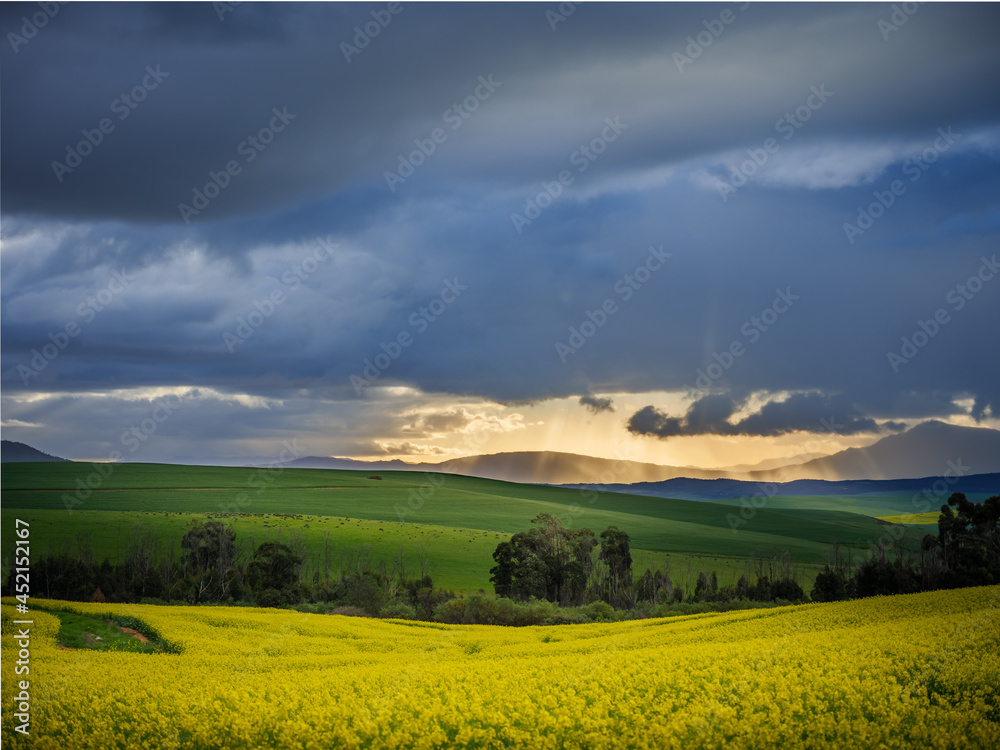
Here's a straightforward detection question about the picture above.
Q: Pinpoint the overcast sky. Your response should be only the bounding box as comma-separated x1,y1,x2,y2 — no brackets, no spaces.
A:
2,1,998,467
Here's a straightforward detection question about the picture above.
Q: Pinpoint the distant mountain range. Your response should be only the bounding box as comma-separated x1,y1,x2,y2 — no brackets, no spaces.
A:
1,440,70,463
6,420,999,486
282,451,750,484
747,420,1000,481
282,421,1000,484
563,473,1000,502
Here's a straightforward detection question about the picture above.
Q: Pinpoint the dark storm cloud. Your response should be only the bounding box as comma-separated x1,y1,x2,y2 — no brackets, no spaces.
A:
3,2,999,226
627,392,892,439
579,395,615,414
2,2,1000,451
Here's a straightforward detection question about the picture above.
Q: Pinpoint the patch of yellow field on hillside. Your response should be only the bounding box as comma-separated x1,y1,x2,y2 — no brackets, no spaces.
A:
877,512,940,524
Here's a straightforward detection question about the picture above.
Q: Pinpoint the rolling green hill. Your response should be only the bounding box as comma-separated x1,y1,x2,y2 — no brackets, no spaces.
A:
709,493,956,518
1,463,904,592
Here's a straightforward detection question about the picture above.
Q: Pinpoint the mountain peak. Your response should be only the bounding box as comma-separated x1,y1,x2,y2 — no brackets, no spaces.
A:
762,421,1000,481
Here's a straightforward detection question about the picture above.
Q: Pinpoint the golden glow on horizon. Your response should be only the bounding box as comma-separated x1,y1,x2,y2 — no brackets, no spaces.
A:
16,386,998,469
354,390,892,469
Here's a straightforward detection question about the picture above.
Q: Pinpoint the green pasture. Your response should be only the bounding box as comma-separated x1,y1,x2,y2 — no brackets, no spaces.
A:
1,463,908,592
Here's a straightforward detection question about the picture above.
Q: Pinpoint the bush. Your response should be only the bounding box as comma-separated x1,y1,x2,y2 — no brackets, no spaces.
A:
419,589,452,619
585,601,617,622
771,578,805,602
434,595,552,626
379,602,417,620
811,566,847,602
541,607,591,625
522,598,559,625
341,572,388,615
255,588,286,608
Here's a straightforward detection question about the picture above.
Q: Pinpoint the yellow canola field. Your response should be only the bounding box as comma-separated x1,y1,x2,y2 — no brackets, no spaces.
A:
3,587,999,749
876,512,939,525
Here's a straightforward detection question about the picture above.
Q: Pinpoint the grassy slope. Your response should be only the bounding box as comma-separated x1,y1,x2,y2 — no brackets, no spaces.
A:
707,492,993,518
39,607,165,653
1,463,900,592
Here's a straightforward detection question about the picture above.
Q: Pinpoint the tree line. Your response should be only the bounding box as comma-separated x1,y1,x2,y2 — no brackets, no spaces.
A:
6,520,453,618
488,513,806,610
488,493,999,612
811,492,1000,601
5,491,996,624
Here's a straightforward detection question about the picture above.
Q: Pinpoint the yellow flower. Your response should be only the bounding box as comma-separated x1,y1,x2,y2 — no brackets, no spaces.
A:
1,587,998,748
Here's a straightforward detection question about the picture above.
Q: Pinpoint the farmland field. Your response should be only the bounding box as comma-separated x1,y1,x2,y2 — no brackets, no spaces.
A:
1,463,904,593
877,512,940,525
3,586,998,748
685,492,995,518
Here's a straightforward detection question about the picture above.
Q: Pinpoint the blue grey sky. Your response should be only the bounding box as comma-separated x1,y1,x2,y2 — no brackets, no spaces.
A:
2,2,998,466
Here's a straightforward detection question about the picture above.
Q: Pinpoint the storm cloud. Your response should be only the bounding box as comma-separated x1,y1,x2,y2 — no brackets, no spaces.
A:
579,395,615,414
626,392,902,439
2,2,999,459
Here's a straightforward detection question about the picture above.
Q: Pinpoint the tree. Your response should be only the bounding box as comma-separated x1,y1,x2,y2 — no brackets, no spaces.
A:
489,515,596,605
181,521,234,571
181,520,237,602
598,526,632,605
125,522,157,597
247,542,303,605
735,575,751,599
811,565,847,602
636,568,670,604
693,572,710,602
771,577,805,601
343,571,388,615
490,541,515,598
937,493,1000,586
